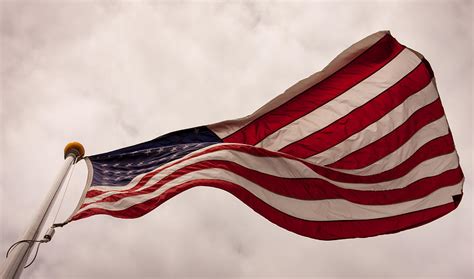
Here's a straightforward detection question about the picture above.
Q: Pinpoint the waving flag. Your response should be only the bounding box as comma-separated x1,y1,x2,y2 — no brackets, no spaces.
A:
67,31,463,240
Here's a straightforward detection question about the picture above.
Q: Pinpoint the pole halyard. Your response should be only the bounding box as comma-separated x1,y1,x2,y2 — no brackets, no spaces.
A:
1,142,85,279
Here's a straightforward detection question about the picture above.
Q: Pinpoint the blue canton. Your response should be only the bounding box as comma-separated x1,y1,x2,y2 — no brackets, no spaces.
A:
89,126,221,187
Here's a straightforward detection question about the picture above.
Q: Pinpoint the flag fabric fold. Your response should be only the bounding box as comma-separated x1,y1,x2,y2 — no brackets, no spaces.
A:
67,31,464,240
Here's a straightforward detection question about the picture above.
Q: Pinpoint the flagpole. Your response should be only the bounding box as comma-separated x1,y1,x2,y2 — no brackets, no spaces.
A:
1,142,85,279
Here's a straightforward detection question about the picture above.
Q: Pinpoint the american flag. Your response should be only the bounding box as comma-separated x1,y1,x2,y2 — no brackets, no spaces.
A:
67,31,464,240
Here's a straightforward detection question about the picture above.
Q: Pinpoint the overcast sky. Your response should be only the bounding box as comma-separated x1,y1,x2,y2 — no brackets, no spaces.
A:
1,1,472,278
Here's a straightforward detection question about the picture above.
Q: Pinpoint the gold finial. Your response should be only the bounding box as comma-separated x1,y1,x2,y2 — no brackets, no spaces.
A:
64,142,85,160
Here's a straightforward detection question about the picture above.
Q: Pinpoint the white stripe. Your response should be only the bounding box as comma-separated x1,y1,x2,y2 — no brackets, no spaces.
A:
208,31,390,139
76,166,462,221
333,151,459,190
337,116,450,175
256,48,421,151
91,172,150,193
308,80,439,165
82,146,460,206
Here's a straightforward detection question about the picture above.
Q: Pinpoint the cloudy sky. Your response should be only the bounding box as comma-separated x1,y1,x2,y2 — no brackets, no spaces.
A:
1,0,472,278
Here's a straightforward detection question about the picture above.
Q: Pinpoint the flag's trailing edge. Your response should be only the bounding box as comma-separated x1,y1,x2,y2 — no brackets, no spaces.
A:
67,31,464,240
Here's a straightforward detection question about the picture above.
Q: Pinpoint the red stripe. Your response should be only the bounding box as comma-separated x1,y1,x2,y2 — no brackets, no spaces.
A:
72,179,459,240
84,145,240,199
84,146,234,199
85,133,456,202
306,133,456,183
84,156,463,206
218,138,455,184
223,34,405,145
85,143,298,199
85,141,310,199
80,137,461,208
328,98,445,169
279,59,433,158
85,189,106,198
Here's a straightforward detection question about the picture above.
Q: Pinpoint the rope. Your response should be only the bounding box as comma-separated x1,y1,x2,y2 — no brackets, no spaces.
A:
5,155,80,269
23,242,42,269
52,156,77,224
5,239,49,268
6,240,37,258
5,239,48,269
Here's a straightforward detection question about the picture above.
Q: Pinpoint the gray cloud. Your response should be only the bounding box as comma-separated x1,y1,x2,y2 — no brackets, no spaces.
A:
1,1,472,278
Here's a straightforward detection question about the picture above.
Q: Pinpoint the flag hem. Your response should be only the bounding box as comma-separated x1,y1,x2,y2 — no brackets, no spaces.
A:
66,157,94,223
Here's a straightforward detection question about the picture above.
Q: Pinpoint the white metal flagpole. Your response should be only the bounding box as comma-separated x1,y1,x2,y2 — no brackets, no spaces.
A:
1,142,85,279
